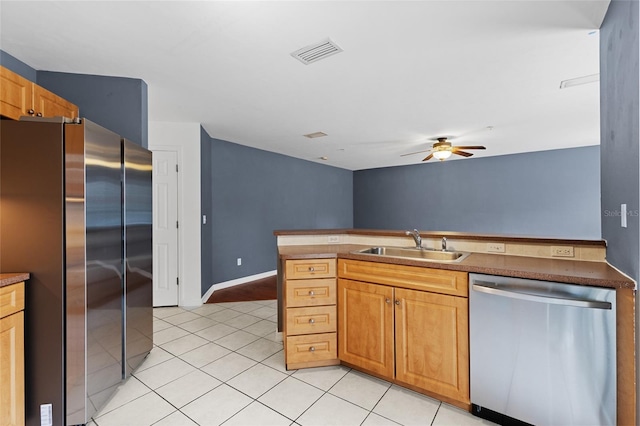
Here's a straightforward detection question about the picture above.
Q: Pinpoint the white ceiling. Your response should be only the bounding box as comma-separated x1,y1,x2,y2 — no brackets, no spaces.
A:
0,1,609,170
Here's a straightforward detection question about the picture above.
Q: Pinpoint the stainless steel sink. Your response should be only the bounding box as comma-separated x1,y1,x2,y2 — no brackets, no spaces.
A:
353,246,470,263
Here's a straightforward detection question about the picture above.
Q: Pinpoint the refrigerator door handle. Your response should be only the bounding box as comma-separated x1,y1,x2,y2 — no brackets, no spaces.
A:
472,281,612,310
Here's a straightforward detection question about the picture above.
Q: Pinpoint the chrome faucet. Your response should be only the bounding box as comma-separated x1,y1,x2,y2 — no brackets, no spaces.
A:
406,229,422,249
442,237,447,251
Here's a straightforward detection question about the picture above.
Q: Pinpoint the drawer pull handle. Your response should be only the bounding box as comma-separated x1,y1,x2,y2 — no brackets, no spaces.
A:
309,318,315,324
309,346,316,352
309,290,315,296
309,266,315,272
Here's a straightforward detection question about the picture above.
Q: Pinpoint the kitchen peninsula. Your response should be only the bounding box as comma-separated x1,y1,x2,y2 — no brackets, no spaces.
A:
274,229,635,425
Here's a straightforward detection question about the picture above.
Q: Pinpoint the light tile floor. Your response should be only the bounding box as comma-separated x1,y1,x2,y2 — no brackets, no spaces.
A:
89,300,495,426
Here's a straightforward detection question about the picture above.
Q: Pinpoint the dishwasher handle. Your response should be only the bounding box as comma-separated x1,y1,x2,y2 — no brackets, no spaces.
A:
472,281,612,310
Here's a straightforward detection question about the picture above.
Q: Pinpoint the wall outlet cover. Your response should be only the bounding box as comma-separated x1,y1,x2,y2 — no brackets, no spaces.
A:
551,246,574,257
237,258,242,266
487,242,505,253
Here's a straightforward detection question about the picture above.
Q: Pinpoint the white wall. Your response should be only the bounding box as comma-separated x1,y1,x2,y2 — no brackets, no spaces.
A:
149,121,202,307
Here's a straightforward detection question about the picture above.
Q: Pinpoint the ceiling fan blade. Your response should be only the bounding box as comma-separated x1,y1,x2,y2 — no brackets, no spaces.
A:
401,149,432,157
422,153,434,161
452,150,473,157
454,146,486,150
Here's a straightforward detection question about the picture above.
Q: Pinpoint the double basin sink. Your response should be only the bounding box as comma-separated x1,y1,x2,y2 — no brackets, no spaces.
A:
352,246,470,263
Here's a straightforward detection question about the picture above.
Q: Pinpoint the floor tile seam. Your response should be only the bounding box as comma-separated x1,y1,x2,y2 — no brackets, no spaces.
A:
91,378,156,419
429,402,443,426
290,387,331,424
217,334,277,356
175,321,223,334
231,399,297,424
225,371,290,405
322,370,393,413
360,411,402,426
153,308,188,320
132,354,178,377
152,376,227,415
160,337,211,357
288,370,351,395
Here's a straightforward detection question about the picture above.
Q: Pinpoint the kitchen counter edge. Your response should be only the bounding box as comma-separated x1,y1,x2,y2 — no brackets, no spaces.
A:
278,246,633,289
0,273,30,288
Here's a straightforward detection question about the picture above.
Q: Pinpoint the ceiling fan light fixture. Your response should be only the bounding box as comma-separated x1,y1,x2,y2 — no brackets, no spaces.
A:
433,150,452,160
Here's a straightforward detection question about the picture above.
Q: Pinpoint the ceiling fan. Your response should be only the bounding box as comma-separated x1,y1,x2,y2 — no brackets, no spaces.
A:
402,137,486,161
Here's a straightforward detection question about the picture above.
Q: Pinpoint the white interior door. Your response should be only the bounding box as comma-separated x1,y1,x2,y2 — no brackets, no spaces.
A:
152,150,179,306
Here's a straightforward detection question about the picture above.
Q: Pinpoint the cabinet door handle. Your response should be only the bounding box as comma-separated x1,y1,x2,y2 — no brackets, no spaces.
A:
309,346,316,352
27,109,35,115
385,298,391,304
36,112,43,117
309,290,315,296
309,318,315,324
395,299,400,306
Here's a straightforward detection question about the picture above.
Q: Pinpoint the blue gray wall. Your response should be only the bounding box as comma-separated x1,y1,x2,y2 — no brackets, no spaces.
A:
354,146,601,239
600,2,640,417
0,49,148,148
600,0,639,284
202,137,353,294
37,71,148,148
1,50,37,81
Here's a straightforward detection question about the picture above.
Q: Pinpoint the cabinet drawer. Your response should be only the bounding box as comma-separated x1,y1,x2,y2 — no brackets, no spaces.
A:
0,282,25,319
286,333,337,364
338,259,468,297
286,279,336,307
286,259,336,279
286,306,336,336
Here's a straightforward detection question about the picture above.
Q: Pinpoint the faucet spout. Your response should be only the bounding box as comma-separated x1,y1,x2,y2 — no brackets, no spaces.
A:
442,237,447,251
406,229,422,249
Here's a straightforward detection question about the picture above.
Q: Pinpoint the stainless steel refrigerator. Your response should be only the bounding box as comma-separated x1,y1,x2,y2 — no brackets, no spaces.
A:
0,117,153,425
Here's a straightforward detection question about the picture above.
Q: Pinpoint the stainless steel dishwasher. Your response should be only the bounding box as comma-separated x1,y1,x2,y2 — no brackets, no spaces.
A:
469,273,616,426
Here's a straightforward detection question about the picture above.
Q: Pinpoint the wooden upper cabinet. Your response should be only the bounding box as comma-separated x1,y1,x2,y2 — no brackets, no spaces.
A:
0,66,33,119
33,85,78,119
0,66,78,120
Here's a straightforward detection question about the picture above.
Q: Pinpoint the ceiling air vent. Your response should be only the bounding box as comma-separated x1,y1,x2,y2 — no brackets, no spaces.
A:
291,38,343,65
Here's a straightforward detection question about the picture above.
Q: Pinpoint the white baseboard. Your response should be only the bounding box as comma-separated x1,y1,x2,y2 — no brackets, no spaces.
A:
201,270,277,303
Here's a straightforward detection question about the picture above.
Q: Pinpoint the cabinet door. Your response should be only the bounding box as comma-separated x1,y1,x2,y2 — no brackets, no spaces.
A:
0,67,33,120
0,311,25,426
33,84,79,119
395,288,469,403
338,279,394,378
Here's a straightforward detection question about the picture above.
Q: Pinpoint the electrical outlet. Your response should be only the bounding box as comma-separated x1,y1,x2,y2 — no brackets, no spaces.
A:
40,404,52,426
551,246,574,257
328,235,340,243
487,243,505,253
237,258,242,266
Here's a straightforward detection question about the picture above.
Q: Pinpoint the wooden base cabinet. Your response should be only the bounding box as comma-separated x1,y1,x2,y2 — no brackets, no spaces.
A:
0,281,25,426
394,287,469,403
338,259,470,407
284,258,339,370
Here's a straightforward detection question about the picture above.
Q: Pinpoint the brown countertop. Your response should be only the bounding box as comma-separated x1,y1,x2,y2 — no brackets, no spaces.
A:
274,228,607,247
279,245,633,289
0,273,30,288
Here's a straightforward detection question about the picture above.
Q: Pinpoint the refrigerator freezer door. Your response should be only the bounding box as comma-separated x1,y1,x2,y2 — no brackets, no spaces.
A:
1,121,67,426
123,139,153,376
66,121,124,425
